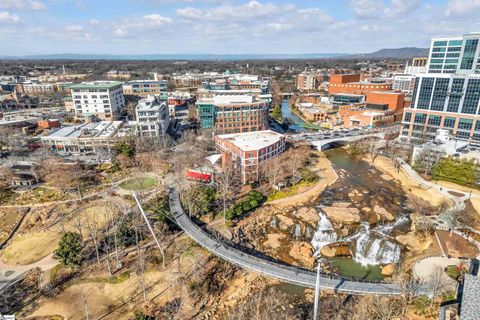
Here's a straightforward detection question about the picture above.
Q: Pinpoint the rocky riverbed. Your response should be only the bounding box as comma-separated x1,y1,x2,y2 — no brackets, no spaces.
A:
233,148,441,279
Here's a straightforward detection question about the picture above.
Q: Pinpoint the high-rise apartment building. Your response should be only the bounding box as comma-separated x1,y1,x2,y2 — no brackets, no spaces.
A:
401,32,480,146
296,72,317,91
71,81,125,121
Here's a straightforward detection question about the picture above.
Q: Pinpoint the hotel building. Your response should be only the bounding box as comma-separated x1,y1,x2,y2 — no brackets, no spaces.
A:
400,32,480,146
215,130,286,183
70,81,125,121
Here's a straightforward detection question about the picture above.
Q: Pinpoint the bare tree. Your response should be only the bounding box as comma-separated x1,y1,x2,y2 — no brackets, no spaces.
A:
400,273,424,304
215,163,241,223
429,265,446,304
80,286,90,320
443,208,462,237
84,210,101,266
259,155,288,192
135,228,147,302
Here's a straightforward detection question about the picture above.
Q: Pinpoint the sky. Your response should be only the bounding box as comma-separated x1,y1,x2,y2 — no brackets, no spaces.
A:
1,0,480,55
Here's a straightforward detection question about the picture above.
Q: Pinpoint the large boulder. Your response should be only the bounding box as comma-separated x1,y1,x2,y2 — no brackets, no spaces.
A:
395,232,432,254
323,206,360,224
295,207,319,224
276,214,295,231
373,205,395,221
289,242,316,268
381,263,396,276
320,242,352,258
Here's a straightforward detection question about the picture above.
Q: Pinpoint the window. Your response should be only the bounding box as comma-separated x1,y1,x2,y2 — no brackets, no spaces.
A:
428,115,441,126
447,47,462,52
430,78,449,111
416,78,435,109
447,78,465,113
404,112,412,122
460,39,479,70
449,40,463,46
414,113,427,124
462,79,480,114
444,117,456,128
433,47,446,53
458,118,473,130
433,41,448,46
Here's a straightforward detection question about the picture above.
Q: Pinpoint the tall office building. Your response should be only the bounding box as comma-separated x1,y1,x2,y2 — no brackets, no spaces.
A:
401,32,480,146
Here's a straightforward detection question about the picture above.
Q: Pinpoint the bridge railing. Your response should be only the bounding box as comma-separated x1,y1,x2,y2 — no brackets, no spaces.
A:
169,187,400,288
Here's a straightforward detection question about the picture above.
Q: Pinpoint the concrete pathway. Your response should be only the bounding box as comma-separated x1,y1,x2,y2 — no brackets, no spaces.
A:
0,253,57,291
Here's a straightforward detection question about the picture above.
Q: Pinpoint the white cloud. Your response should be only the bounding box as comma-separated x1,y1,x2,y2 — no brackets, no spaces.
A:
349,0,383,19
445,0,480,17
177,1,282,21
0,11,19,23
113,14,173,38
0,0,46,10
385,0,421,16
143,14,173,25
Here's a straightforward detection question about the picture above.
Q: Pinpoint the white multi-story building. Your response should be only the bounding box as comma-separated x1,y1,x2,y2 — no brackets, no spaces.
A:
70,81,125,121
401,32,480,146
134,95,170,137
393,75,416,93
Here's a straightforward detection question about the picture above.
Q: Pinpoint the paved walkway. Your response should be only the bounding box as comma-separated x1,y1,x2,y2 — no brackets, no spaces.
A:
0,253,57,291
167,185,411,295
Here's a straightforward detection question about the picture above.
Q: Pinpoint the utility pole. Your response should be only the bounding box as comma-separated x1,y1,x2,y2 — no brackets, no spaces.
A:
313,263,321,320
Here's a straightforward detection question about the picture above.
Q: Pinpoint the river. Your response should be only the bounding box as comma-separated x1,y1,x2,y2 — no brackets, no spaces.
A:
280,99,306,132
311,148,412,280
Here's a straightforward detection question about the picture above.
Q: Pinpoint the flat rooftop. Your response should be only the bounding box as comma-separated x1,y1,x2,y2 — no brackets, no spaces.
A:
70,81,122,90
217,130,284,151
45,121,123,139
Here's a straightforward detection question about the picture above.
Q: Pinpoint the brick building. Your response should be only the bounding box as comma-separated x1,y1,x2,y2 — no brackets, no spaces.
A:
215,130,286,183
329,74,392,95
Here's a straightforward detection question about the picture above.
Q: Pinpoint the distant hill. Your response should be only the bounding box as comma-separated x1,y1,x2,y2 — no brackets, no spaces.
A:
343,47,429,59
0,53,347,61
0,48,429,61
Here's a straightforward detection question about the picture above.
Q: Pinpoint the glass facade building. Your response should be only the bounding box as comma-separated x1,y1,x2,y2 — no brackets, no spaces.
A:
401,33,480,146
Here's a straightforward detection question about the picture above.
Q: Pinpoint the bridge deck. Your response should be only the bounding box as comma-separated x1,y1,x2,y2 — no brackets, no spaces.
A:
168,187,404,295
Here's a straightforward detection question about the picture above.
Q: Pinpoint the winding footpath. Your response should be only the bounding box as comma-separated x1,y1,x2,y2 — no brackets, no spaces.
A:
168,186,407,295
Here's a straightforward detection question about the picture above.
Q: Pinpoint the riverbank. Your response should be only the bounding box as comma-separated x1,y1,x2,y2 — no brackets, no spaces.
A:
267,151,338,207
364,155,452,208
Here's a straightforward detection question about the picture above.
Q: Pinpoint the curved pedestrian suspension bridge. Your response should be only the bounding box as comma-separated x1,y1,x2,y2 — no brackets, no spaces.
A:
168,186,409,295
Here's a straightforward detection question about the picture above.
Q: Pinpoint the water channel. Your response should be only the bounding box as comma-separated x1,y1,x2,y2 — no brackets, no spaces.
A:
280,99,306,131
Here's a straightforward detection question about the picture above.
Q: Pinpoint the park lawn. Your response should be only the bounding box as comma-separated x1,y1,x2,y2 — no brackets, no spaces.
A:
330,258,384,281
267,180,317,202
446,265,462,280
120,177,157,191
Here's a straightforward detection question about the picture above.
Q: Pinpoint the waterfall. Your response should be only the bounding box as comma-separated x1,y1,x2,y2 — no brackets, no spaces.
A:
270,216,278,228
293,224,302,238
311,209,338,254
353,222,401,266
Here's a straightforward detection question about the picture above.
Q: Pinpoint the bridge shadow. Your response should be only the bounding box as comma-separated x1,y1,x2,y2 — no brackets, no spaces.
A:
192,216,316,274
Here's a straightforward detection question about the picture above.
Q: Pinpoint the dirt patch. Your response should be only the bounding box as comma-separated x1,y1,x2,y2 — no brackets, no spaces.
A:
1,201,120,265
437,230,479,258
366,156,451,207
268,152,337,207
